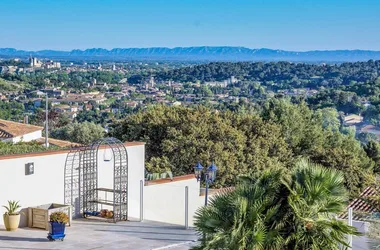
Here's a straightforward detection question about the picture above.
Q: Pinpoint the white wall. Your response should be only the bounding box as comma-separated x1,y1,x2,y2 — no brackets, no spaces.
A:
94,144,145,219
0,144,145,227
0,152,66,227
144,177,206,227
12,130,42,143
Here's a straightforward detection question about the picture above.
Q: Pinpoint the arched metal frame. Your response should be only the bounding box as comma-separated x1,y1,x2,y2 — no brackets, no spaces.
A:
64,137,128,223
64,148,83,217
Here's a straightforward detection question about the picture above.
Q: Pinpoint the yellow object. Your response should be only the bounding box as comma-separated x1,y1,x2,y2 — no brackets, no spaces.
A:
3,214,20,231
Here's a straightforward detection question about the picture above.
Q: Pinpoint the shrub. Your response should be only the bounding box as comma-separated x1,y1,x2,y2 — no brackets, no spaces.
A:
49,212,69,224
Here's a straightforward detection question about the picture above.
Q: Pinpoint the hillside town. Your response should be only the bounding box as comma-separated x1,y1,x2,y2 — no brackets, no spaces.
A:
3,57,380,144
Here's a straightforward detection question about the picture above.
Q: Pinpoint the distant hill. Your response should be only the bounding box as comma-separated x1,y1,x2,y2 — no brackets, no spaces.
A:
1,47,380,62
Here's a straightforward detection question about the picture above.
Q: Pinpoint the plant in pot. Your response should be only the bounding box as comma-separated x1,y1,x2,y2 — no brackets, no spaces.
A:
2,200,21,231
48,211,69,241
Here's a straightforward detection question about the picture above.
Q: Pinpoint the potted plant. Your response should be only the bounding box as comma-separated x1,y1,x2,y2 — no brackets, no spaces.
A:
2,200,21,231
48,211,69,241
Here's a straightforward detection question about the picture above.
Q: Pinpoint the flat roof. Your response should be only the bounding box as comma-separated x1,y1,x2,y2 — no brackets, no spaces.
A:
0,141,145,161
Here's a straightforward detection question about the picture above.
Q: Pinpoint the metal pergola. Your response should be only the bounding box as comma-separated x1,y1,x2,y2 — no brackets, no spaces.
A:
64,137,128,223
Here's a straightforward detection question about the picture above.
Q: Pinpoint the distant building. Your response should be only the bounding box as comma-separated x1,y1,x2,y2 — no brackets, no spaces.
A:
170,101,182,106
0,66,17,74
362,101,372,109
205,81,227,88
91,78,97,87
226,76,237,85
40,88,65,97
45,60,61,69
126,101,138,108
29,56,42,68
360,125,380,138
149,76,155,88
0,66,7,73
231,76,236,83
0,118,80,147
112,64,116,71
344,114,363,126
0,119,43,143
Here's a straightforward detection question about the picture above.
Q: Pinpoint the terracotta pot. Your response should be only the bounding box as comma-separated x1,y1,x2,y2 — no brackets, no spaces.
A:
3,214,20,231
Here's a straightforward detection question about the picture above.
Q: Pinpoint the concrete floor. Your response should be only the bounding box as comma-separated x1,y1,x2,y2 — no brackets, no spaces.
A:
1,219,374,250
0,219,198,250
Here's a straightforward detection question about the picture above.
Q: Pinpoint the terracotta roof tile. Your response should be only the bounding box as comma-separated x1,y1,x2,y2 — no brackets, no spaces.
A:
0,119,43,138
340,186,379,220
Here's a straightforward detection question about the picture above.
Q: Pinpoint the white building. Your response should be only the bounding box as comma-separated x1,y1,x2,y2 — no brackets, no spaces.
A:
149,76,155,88
29,57,42,68
0,119,43,143
45,60,61,69
0,142,145,227
0,141,211,228
0,119,79,147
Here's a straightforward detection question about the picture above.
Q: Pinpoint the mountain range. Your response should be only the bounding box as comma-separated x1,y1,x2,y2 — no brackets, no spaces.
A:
1,47,380,62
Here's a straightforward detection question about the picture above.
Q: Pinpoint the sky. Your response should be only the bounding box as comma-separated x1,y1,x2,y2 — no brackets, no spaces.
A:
0,0,379,51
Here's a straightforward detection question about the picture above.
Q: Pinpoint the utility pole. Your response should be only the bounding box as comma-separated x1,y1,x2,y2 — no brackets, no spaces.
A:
45,93,49,148
348,207,353,248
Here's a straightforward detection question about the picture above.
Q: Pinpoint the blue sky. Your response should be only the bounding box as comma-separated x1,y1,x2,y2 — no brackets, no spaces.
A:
0,0,379,51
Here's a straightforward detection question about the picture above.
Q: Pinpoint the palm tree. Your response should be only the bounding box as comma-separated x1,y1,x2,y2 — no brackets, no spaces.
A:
192,160,360,250
284,159,359,249
192,168,289,250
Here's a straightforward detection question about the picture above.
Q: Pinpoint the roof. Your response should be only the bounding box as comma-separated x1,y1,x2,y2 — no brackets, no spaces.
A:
344,114,363,125
344,114,363,120
0,119,43,138
362,125,378,130
361,125,380,136
36,137,82,148
145,174,194,186
340,186,379,220
0,141,145,161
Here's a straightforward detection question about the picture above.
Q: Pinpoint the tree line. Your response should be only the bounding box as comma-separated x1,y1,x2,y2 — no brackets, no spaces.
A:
110,101,377,197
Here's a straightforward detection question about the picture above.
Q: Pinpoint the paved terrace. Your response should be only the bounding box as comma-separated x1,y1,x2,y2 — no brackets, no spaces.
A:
0,219,198,250
1,219,377,249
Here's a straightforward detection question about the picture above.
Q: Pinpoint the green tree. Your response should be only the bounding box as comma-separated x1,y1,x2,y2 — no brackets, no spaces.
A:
51,122,105,144
317,107,340,132
262,99,373,196
110,105,291,187
193,160,359,250
358,132,378,144
364,141,380,173
0,100,25,121
111,102,374,195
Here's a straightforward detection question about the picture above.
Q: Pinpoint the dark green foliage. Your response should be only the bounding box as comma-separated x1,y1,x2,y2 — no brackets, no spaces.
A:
50,122,105,144
155,61,380,88
192,161,360,250
262,99,373,196
2,200,21,215
111,105,291,187
307,89,363,114
364,141,380,174
0,141,60,156
111,103,374,195
0,101,25,121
